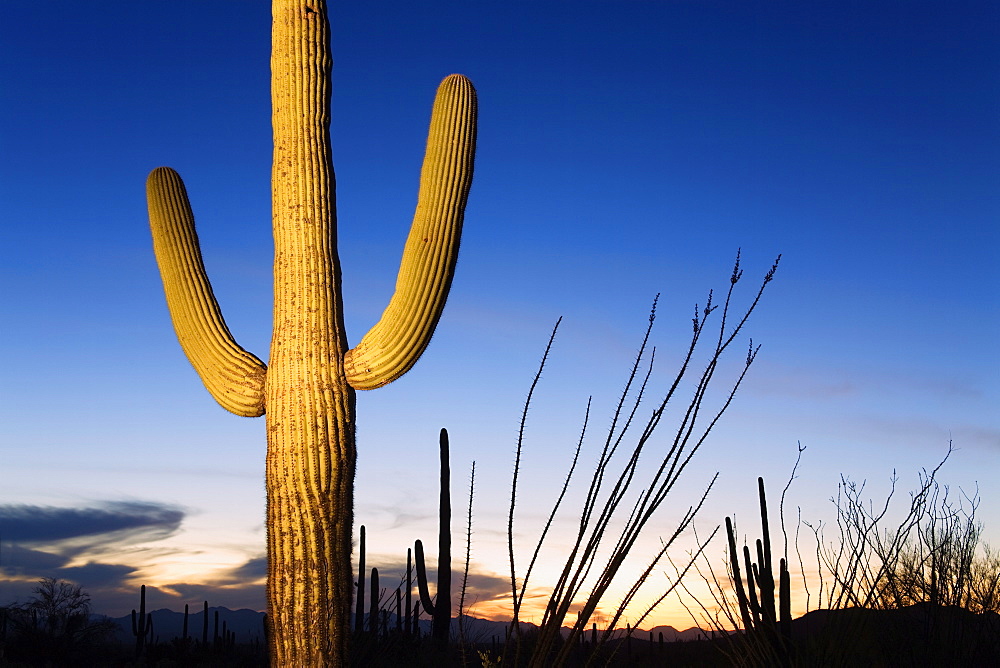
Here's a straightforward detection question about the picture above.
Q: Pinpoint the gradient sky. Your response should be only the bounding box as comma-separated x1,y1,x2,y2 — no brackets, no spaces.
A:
2,0,998,631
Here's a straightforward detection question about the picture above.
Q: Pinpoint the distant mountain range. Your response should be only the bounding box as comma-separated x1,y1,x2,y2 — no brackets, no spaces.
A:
98,603,1000,663
100,607,709,646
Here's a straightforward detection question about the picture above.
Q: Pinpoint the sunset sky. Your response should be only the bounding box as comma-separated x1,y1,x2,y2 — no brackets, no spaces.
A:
2,0,998,631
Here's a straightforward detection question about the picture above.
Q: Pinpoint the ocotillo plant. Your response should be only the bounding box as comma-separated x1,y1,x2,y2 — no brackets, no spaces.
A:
505,253,778,667
414,428,452,645
725,477,792,665
145,1,476,664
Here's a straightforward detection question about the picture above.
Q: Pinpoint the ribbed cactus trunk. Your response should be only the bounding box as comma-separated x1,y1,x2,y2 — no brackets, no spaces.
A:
268,5,355,662
145,1,476,665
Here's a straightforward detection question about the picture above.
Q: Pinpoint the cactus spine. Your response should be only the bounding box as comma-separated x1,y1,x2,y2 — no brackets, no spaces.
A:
414,428,453,645
145,1,476,664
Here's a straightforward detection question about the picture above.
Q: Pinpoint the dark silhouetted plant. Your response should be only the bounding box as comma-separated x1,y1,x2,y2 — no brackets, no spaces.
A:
131,584,153,658
505,252,780,667
701,477,794,667
369,567,379,635
2,578,117,664
458,459,476,663
415,428,453,647
355,524,366,634
685,442,1000,666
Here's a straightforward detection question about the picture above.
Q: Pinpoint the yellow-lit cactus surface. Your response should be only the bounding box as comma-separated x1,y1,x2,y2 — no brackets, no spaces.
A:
146,1,476,664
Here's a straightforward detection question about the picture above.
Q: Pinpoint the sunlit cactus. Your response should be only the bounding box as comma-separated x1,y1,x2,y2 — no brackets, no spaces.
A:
145,1,477,664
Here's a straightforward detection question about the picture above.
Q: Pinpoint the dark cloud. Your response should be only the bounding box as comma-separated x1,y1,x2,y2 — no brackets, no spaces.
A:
459,570,510,604
221,556,267,584
0,544,68,575
0,501,270,617
1,561,267,618
58,562,139,588
0,558,139,609
0,501,184,544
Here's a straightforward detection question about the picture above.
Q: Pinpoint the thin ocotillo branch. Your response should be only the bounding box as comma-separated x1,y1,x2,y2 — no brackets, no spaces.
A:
547,259,778,666
458,459,475,660
538,311,659,633
505,253,779,668
600,478,721,645
596,523,720,668
507,317,561,644
513,399,591,616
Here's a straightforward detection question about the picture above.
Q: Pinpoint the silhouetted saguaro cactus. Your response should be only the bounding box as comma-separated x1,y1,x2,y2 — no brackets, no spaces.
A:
405,547,413,635
201,601,208,646
131,585,153,657
369,567,380,636
414,428,453,645
145,1,476,664
395,588,403,633
726,477,793,665
355,525,366,634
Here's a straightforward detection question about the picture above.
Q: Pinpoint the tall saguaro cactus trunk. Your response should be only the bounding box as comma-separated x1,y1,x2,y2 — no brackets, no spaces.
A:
145,2,477,665
267,6,356,663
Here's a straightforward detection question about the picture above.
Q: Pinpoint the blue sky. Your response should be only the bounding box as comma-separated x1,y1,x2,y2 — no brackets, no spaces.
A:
1,0,997,629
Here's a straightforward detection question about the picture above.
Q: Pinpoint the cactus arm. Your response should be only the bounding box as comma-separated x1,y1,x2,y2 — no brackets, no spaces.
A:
344,74,477,390
726,516,754,632
147,167,267,417
414,538,437,616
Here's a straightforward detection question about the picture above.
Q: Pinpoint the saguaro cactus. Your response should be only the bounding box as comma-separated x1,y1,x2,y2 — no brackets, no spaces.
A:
131,584,153,658
145,1,477,665
414,428,453,646
355,525,366,634
726,477,793,665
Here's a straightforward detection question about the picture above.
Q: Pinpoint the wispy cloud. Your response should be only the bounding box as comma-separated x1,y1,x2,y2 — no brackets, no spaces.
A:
213,556,267,585
0,501,184,544
0,500,193,613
